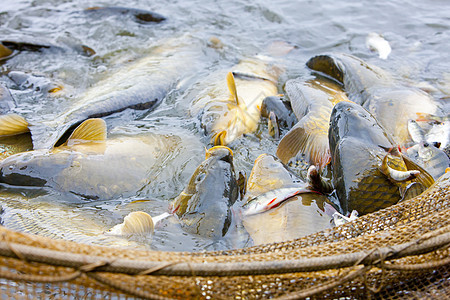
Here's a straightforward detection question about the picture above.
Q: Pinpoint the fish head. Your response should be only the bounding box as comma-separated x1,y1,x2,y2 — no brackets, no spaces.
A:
329,101,394,152
0,149,69,187
171,146,239,238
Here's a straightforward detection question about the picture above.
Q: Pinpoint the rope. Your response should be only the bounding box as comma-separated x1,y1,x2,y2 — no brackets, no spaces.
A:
0,230,448,277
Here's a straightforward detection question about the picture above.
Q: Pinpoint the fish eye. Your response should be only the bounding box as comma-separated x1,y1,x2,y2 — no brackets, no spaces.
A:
423,142,429,147
196,173,206,182
433,142,441,148
8,164,15,171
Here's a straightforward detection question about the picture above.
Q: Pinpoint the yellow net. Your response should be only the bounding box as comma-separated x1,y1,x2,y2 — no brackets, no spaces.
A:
0,172,449,299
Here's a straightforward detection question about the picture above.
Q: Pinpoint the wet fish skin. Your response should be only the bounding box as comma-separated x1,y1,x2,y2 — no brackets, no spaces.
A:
171,146,240,238
276,76,350,169
307,53,439,145
25,35,204,149
241,153,338,245
190,57,282,146
0,119,203,201
329,101,433,215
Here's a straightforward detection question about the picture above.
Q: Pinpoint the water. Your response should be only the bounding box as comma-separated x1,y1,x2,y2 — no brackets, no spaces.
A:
0,0,449,252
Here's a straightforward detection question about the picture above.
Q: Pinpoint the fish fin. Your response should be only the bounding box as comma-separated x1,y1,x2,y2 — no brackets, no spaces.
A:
401,182,426,202
106,211,154,236
268,111,280,139
0,114,29,136
66,118,107,146
402,154,435,188
276,121,330,169
237,171,247,200
212,130,227,146
0,43,13,59
152,212,171,225
307,165,333,194
226,72,243,107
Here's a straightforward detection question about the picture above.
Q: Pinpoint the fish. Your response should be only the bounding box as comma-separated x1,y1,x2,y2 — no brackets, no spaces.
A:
84,6,166,24
0,133,33,161
406,120,450,179
240,153,338,245
0,192,149,249
261,95,298,139
3,34,204,149
0,40,95,57
170,146,240,238
276,76,351,169
189,55,283,146
0,118,204,201
366,32,391,59
329,101,434,215
306,53,440,145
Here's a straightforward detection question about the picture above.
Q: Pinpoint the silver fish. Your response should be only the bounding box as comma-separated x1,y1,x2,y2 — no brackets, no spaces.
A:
5,34,205,149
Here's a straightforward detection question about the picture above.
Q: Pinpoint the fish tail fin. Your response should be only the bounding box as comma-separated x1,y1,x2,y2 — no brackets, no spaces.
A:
0,114,29,136
108,211,155,236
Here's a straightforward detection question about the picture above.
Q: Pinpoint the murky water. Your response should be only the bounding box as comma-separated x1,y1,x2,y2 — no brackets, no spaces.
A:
0,0,449,251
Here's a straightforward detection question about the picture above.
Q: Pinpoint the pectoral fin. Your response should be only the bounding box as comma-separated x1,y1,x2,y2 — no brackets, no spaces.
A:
268,111,280,139
66,118,107,146
276,122,330,169
0,114,29,136
0,43,13,59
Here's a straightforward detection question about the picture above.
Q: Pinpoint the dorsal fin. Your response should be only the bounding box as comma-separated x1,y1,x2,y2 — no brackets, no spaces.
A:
226,72,242,106
0,114,29,136
66,118,107,146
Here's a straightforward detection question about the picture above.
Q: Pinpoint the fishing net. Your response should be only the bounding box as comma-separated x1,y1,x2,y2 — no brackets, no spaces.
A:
0,173,449,299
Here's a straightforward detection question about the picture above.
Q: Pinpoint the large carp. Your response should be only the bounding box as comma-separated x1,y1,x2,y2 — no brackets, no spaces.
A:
329,101,434,215
0,118,204,201
241,154,338,245
307,53,441,145
170,146,240,238
0,192,152,249
189,56,283,146
0,34,205,149
276,76,351,169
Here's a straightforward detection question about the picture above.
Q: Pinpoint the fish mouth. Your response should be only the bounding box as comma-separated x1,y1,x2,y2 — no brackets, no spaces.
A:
206,145,233,159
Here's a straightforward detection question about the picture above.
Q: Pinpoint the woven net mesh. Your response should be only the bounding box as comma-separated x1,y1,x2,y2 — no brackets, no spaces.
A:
0,172,449,299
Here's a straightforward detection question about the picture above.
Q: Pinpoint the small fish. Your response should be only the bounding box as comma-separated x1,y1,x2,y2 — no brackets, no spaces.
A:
366,32,391,59
407,119,450,179
171,146,240,238
381,154,420,182
189,56,283,146
242,187,315,216
241,153,338,245
0,40,94,57
277,76,351,169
